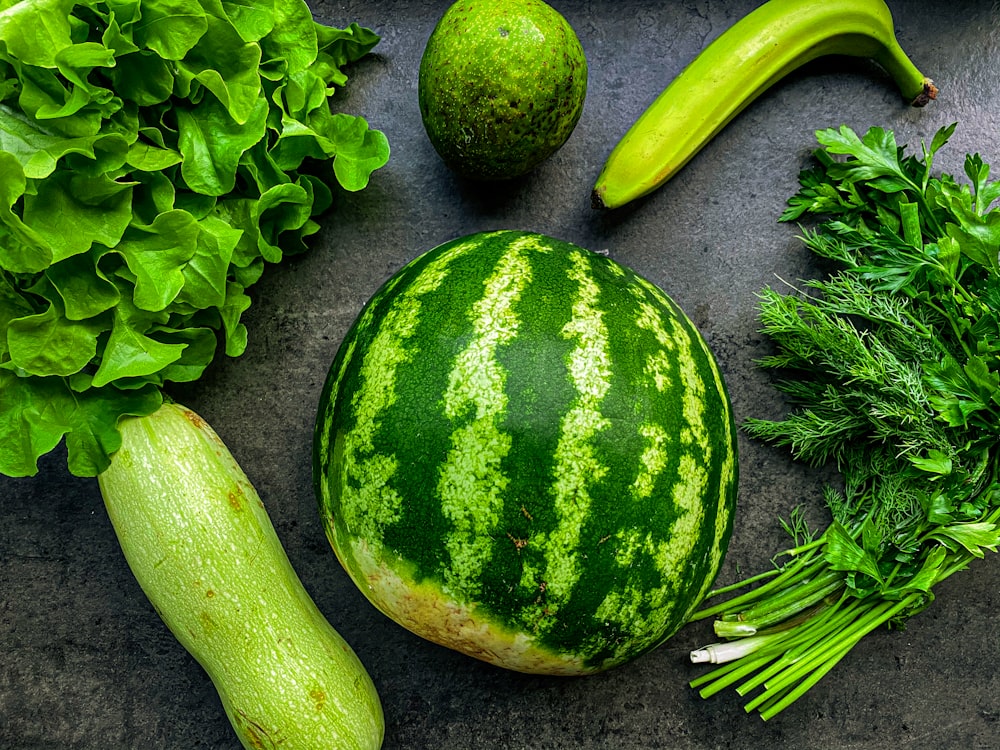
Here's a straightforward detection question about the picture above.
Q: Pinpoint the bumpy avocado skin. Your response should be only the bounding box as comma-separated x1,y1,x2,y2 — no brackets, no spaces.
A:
418,0,588,181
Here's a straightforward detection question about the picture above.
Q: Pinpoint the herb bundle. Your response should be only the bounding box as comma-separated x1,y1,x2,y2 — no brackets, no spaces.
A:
690,124,1000,719
0,0,390,478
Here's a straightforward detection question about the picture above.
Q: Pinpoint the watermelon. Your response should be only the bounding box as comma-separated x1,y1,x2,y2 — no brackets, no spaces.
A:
313,230,737,675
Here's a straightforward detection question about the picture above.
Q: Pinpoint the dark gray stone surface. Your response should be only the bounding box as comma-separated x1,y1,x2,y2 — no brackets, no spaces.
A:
3,1,999,748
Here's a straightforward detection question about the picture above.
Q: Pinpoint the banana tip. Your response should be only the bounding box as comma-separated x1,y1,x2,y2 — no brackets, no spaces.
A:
591,187,609,210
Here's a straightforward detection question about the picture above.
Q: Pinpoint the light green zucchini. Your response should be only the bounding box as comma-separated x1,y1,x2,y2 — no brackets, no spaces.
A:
98,402,384,750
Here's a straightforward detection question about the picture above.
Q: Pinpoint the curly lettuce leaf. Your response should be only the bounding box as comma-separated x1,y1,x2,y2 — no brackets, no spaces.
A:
0,0,389,477
0,370,164,477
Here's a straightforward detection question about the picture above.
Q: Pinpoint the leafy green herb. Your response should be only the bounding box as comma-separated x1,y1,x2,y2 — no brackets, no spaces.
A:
689,124,1000,719
0,0,389,477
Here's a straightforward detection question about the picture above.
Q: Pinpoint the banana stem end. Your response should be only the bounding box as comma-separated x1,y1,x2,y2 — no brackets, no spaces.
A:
910,78,939,107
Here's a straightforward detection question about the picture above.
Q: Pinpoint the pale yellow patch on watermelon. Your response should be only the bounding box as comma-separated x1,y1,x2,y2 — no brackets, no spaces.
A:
633,295,677,349
343,538,594,675
662,451,709,573
643,348,674,393
667,297,737,606
667,327,711,568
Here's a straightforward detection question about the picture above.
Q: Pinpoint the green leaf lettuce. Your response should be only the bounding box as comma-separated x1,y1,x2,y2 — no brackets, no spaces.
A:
0,0,389,477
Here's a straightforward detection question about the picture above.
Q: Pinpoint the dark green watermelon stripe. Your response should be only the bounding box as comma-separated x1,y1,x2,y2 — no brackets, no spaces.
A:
314,273,403,523
632,274,737,608
315,243,456,518
563,261,717,659
528,247,615,635
484,238,580,627
437,235,538,597
334,236,483,546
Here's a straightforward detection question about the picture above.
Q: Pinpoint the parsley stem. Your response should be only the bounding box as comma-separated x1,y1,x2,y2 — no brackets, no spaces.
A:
694,533,828,620
776,536,826,559
761,594,920,720
701,536,826,603
690,647,779,698
716,570,844,635
691,595,856,697
753,639,854,720
700,567,784,600
737,601,858,692
691,550,826,622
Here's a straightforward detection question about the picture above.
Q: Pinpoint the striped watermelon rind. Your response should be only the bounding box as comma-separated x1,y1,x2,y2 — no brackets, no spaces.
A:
314,230,737,674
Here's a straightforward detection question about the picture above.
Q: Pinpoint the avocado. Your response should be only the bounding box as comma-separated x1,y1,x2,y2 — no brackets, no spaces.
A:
418,0,588,181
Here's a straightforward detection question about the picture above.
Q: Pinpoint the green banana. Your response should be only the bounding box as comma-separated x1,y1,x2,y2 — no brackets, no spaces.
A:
591,0,937,210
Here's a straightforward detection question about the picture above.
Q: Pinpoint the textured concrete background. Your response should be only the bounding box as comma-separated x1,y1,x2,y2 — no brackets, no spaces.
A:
3,1,1000,748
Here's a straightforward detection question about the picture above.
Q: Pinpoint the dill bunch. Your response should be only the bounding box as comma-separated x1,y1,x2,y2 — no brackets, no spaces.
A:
690,123,1000,720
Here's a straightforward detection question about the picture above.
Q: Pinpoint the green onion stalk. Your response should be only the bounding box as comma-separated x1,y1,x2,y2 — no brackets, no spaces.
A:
688,503,1000,720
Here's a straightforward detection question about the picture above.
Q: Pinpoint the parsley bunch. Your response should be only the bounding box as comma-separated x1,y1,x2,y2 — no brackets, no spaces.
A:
690,124,1000,719
0,0,390,477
